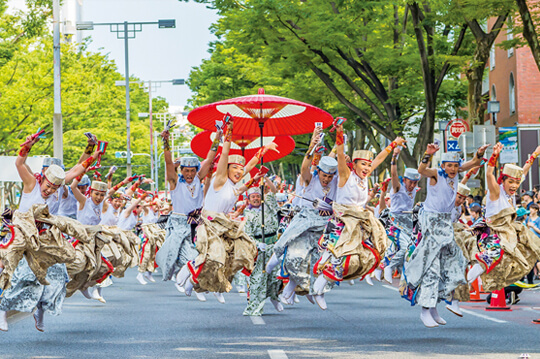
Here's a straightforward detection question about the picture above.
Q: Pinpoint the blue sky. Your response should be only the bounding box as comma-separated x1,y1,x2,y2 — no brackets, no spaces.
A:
82,0,218,111
8,0,219,111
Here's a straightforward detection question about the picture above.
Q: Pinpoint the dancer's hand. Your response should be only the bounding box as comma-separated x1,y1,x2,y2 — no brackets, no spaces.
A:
425,143,440,155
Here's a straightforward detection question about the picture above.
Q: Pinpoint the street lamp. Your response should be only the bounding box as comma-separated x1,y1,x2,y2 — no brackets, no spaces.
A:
120,79,185,190
487,101,500,126
76,19,176,177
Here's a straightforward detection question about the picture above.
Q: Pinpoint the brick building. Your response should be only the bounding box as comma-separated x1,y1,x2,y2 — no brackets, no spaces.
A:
486,17,540,190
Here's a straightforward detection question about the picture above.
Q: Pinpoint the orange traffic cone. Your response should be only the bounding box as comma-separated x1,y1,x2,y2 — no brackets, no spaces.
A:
485,288,512,311
468,277,484,302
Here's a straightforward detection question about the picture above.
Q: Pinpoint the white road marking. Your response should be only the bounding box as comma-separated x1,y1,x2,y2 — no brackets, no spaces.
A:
460,309,507,323
268,349,288,359
250,316,265,325
239,292,247,297
382,284,399,292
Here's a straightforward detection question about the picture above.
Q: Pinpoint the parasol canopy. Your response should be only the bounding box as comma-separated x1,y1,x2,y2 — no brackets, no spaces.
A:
190,131,295,163
187,88,333,136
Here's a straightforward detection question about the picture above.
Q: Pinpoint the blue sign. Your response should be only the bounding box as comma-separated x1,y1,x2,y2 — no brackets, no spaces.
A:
447,140,460,152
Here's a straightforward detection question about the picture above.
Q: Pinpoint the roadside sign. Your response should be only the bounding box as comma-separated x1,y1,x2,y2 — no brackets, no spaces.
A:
447,119,470,138
447,140,460,152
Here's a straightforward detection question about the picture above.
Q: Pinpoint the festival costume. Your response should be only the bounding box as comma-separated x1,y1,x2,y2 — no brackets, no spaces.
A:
188,176,257,293
242,193,282,316
315,172,387,284
403,170,468,308
155,175,203,281
381,183,419,274
273,171,337,296
472,183,540,291
138,209,166,274
0,168,73,321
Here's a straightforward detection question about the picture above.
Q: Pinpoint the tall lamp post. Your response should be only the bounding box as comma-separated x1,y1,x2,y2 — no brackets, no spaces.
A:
76,19,176,176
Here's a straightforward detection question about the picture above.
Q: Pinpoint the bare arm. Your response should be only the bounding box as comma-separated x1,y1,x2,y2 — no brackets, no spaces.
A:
459,144,489,172
390,147,401,193
65,148,102,183
16,135,40,192
523,145,540,177
160,130,178,191
418,143,440,181
486,143,502,201
198,131,221,180
71,179,87,210
369,137,407,176
264,176,277,194
78,133,98,164
335,125,350,187
301,127,322,185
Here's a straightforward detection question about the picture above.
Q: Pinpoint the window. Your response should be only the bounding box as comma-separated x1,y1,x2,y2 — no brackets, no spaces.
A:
490,45,495,70
507,18,514,57
509,72,516,114
491,85,497,101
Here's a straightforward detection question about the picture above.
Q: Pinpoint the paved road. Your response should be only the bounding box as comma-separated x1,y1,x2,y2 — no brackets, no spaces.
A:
2,269,540,358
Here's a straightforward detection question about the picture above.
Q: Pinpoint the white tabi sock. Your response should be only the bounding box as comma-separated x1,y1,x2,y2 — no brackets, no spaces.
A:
33,307,44,332
184,279,194,296
374,268,383,282
314,294,327,310
271,299,284,312
176,265,191,287
420,307,439,328
195,291,207,302
467,263,485,284
313,275,328,295
265,254,280,273
136,272,148,285
446,300,463,317
282,279,297,299
430,307,446,325
383,266,394,284
0,310,8,332
213,292,225,304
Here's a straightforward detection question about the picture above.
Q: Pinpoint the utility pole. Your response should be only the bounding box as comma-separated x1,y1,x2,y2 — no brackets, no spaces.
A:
53,0,63,162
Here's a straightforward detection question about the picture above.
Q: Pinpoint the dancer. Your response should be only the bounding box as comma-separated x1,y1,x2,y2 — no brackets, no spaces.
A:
242,179,283,316
266,125,337,307
0,132,97,332
404,143,488,328
58,175,90,219
467,143,540,291
312,123,404,309
181,116,269,302
137,198,165,285
375,146,420,283
154,127,218,302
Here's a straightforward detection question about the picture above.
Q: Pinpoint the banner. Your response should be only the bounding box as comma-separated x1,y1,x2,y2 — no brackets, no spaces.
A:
499,127,519,164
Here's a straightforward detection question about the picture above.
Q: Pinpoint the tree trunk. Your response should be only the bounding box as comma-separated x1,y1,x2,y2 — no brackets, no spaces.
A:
516,0,540,72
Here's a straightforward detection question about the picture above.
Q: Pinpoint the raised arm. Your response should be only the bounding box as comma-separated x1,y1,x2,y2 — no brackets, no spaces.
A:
418,143,440,180
336,124,351,187
198,131,221,180
523,146,540,177
265,176,277,194
65,147,102,183
459,144,489,172
301,127,323,185
71,178,87,209
379,178,391,213
390,147,401,193
369,137,407,176
78,133,98,164
213,116,239,191
244,142,279,177
16,135,41,192
123,194,147,219
160,129,178,191
486,143,502,201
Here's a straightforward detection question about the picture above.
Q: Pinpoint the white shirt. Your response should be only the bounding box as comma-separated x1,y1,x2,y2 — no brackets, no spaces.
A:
390,183,419,213
58,188,78,218
19,179,45,213
100,204,120,226
118,209,138,231
77,198,103,225
423,170,457,214
485,184,515,218
302,172,337,208
336,172,368,208
45,185,65,215
291,176,306,207
204,178,239,214
142,209,158,224
170,175,204,215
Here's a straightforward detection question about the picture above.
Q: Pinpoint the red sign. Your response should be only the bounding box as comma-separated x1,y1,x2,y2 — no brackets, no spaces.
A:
446,119,469,138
